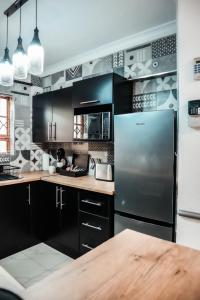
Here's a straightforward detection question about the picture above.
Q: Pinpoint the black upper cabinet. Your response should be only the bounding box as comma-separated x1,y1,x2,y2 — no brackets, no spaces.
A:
32,91,53,142
32,87,73,143
73,73,127,109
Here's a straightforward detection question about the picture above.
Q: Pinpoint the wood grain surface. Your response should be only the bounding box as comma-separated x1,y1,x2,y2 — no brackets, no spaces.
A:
25,229,200,300
0,172,114,195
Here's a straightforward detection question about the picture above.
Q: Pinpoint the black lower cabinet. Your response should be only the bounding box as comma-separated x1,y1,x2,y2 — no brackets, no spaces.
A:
42,182,79,258
0,182,40,259
0,181,113,260
78,190,113,255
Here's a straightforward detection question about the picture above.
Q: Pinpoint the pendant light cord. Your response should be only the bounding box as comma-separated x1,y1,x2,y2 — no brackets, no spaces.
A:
6,14,9,48
19,2,22,37
36,0,38,29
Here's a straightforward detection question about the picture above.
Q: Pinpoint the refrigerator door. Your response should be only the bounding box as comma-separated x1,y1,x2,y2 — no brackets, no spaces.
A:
115,214,173,241
115,110,175,224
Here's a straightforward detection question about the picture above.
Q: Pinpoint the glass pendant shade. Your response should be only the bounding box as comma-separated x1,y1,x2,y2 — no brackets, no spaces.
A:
28,28,44,75
0,48,14,87
13,37,29,80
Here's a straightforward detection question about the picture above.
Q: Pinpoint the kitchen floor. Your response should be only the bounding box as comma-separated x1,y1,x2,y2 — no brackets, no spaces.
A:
0,243,73,288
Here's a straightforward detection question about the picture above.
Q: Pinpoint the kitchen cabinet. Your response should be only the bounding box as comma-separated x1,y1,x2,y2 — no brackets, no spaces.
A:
78,190,113,254
0,182,40,259
42,182,79,258
73,73,127,109
32,87,73,143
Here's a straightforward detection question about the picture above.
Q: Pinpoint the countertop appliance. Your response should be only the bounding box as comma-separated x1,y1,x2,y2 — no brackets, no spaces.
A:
57,153,89,177
114,110,176,241
73,111,111,141
95,163,113,181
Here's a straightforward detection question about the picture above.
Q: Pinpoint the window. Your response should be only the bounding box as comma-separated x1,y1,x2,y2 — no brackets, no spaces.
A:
0,96,11,153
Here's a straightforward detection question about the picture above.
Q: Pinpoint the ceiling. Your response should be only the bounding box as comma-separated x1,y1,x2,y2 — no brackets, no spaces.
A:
0,0,176,69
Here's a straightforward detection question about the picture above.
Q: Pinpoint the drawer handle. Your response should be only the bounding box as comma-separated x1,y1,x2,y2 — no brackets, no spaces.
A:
81,222,102,231
81,199,102,207
82,243,94,250
80,100,100,105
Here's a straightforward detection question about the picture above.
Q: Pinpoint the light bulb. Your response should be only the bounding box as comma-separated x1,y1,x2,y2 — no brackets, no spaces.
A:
13,37,29,80
0,48,14,87
28,28,44,75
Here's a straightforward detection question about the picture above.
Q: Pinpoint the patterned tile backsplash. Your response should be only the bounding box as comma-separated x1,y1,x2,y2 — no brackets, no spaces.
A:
0,33,177,172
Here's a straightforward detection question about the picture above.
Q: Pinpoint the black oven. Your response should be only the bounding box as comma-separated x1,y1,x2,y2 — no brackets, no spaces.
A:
73,112,111,141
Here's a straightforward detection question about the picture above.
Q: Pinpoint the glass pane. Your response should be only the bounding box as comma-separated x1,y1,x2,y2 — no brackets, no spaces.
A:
0,141,7,153
0,98,7,117
0,117,7,135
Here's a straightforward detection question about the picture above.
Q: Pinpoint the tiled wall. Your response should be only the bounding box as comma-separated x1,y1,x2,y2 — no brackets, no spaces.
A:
0,34,177,172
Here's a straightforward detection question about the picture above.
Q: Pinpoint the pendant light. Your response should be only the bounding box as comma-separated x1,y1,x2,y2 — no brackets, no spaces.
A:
27,0,44,75
0,15,14,86
12,3,29,80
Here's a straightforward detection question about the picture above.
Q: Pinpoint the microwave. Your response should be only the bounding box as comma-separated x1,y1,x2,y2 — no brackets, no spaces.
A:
74,112,111,141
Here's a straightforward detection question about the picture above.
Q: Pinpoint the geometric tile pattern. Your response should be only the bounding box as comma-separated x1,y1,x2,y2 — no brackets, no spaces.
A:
10,150,30,172
82,55,113,78
125,44,152,66
133,93,157,112
113,51,124,68
124,59,152,79
134,75,177,95
66,65,82,81
30,149,43,171
152,34,176,59
15,127,31,150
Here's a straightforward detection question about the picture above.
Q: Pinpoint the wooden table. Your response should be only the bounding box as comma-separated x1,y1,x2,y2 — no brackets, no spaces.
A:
25,229,200,300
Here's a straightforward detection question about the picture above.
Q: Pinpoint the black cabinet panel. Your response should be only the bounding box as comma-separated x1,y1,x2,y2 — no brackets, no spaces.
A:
78,190,114,255
80,212,110,254
79,190,110,217
0,182,39,259
73,74,113,108
33,87,73,143
43,183,79,258
52,88,73,142
32,92,53,142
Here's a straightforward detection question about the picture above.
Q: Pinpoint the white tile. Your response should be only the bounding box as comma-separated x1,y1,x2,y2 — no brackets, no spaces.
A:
23,270,51,288
0,252,46,286
22,243,72,270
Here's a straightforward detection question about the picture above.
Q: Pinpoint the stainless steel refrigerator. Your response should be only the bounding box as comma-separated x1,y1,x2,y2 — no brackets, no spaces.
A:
114,110,176,241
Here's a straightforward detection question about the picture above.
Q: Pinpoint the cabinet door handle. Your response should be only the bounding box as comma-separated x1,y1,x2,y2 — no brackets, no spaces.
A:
60,188,66,210
48,122,52,141
81,199,102,207
178,209,200,220
27,184,31,205
81,222,102,231
52,122,56,140
80,100,100,105
56,186,61,208
81,243,94,250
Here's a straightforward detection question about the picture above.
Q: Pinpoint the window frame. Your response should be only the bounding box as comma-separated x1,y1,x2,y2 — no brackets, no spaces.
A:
0,96,11,153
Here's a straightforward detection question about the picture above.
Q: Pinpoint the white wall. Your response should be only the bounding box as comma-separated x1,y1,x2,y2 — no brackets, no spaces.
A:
177,0,200,249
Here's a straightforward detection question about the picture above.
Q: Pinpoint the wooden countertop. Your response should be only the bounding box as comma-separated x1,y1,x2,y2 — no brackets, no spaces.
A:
42,174,114,195
25,229,200,300
0,171,115,195
0,171,48,187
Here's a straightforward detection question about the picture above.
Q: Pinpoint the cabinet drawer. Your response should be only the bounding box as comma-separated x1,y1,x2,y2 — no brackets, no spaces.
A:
79,212,110,254
79,191,110,217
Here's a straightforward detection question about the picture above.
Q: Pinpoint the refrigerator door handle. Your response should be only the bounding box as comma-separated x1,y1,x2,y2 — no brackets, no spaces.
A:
178,209,200,220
